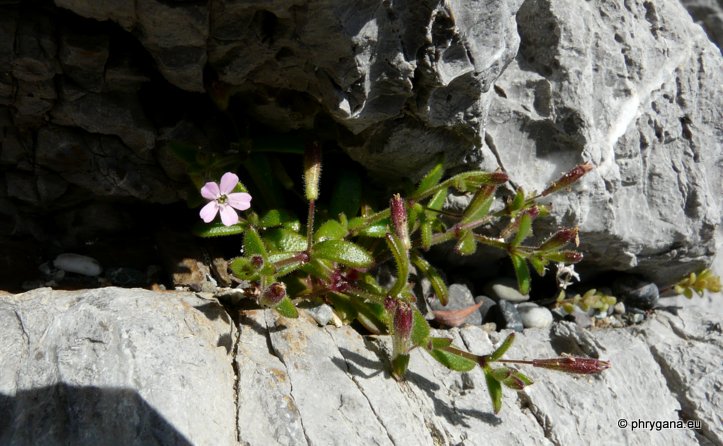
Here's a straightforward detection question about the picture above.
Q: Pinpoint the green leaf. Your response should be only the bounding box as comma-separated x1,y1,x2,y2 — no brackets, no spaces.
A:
229,257,259,281
391,354,411,381
330,168,362,218
420,222,433,251
485,369,504,414
427,337,454,350
410,308,430,347
529,255,548,277
267,253,306,277
454,230,477,256
490,333,516,361
385,233,410,297
312,240,374,268
461,185,496,224
414,157,445,197
426,348,477,372
510,213,533,247
244,226,268,259
314,219,347,242
274,296,299,318
192,221,246,238
259,209,301,231
510,254,531,295
265,228,308,252
411,252,448,306
350,298,388,335
509,187,525,212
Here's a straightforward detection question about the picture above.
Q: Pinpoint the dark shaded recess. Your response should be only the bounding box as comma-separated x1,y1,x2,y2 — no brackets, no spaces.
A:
0,384,192,445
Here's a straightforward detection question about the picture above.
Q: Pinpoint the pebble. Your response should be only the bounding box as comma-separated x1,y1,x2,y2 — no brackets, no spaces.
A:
613,301,626,314
53,253,102,277
307,304,335,326
517,302,553,328
491,300,524,332
428,283,482,325
475,295,497,323
483,277,530,302
612,275,659,310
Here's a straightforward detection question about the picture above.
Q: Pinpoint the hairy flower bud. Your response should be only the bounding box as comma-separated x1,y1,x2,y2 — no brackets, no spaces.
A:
541,163,593,196
390,194,410,250
303,142,322,201
532,357,611,374
259,282,287,307
540,227,580,251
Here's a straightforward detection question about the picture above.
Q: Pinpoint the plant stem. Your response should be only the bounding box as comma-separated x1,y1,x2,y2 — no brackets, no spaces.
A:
306,199,315,251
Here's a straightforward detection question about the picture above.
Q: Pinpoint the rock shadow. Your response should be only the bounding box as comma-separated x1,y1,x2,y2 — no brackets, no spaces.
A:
0,384,192,446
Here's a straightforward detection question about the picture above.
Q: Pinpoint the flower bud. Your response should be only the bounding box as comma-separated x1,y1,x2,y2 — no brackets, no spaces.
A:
258,282,287,307
390,194,410,250
541,163,593,196
303,142,322,201
532,357,611,374
540,227,580,251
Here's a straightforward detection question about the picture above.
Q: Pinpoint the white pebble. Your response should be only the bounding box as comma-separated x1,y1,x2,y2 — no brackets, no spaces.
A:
53,253,103,277
517,303,553,328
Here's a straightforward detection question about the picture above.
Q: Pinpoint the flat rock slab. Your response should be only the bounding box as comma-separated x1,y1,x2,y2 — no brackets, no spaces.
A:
0,287,237,445
1,287,720,445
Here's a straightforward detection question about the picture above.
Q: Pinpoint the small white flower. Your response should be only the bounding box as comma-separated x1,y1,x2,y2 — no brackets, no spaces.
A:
556,262,580,290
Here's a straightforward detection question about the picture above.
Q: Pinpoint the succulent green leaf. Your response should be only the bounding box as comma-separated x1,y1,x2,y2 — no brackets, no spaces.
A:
426,188,448,213
229,257,259,281
259,209,301,231
314,219,347,242
385,233,410,297
510,187,525,212
427,348,477,372
414,157,445,197
244,226,268,259
511,213,533,247
348,216,390,238
330,168,362,218
312,240,374,268
193,221,246,238
265,228,308,252
420,222,433,251
455,230,477,256
410,308,431,347
484,369,504,414
275,296,299,318
510,254,531,295
490,333,516,361
411,252,448,306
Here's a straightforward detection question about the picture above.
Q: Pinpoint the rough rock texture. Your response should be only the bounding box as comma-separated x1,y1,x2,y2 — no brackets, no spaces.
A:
0,288,237,445
483,0,723,283
2,287,720,445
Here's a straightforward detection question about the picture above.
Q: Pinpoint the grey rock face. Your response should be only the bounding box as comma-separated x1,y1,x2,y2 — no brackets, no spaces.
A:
484,0,723,282
0,288,237,446
1,288,721,445
680,0,723,49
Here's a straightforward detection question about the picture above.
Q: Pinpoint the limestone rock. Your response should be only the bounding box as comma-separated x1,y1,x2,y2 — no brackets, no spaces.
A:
483,0,723,282
0,288,237,445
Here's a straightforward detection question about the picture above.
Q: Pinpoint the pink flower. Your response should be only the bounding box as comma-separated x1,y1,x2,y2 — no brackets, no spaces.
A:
199,172,252,226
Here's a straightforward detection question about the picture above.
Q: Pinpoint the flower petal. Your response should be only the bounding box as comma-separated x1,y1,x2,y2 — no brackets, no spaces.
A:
227,192,252,211
219,172,240,195
201,182,221,200
200,201,219,223
219,204,239,226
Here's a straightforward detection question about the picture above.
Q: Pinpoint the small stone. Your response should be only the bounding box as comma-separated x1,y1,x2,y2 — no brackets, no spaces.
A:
614,302,626,314
517,303,553,329
307,304,335,326
53,253,102,277
613,275,660,310
566,308,593,329
428,283,482,325
491,300,524,332
475,295,497,323
484,277,530,302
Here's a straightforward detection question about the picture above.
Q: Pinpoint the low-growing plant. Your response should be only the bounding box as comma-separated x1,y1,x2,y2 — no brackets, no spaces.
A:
670,268,721,299
187,141,609,413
